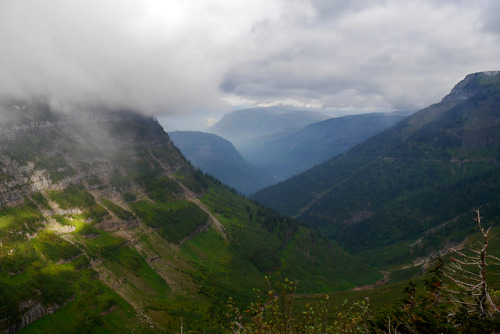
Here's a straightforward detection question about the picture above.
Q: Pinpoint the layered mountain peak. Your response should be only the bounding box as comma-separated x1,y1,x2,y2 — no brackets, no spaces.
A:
442,71,500,102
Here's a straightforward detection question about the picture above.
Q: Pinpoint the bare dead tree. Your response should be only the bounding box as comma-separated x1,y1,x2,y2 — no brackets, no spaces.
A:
444,209,500,318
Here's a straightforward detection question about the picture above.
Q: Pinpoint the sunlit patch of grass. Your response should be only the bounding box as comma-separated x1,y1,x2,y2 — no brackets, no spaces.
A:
0,204,43,238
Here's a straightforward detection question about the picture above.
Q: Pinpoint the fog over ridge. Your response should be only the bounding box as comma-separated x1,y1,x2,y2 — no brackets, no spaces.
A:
0,0,499,123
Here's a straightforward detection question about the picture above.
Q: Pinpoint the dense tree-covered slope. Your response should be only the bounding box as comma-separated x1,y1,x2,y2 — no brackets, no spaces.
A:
0,101,380,333
253,71,500,268
169,131,269,195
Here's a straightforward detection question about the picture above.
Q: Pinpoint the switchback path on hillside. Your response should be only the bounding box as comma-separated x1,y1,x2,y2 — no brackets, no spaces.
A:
148,147,228,241
176,181,228,242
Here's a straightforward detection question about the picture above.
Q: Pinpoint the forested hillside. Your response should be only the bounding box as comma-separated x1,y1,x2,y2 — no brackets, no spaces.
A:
253,71,500,268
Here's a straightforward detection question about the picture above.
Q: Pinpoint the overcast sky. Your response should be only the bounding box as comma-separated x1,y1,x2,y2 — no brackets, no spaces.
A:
1,0,499,129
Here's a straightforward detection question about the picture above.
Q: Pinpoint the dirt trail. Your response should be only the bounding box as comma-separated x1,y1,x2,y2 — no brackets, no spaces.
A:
186,197,227,241
148,148,228,241
93,262,157,328
55,229,155,328
296,190,330,217
351,271,390,291
177,219,211,246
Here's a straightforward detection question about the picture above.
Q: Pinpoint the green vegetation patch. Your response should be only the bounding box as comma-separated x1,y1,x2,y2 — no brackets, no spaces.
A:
145,176,183,202
280,228,382,292
83,204,109,223
0,241,37,274
122,192,137,202
79,230,125,258
105,245,171,299
87,174,103,187
99,198,134,220
76,223,101,238
174,166,208,195
32,232,81,263
49,184,95,209
31,192,51,210
0,260,80,332
18,277,146,334
181,226,264,323
0,202,43,239
130,200,209,244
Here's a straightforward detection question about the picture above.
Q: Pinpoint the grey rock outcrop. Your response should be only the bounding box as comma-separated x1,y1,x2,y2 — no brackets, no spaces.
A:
2,300,60,334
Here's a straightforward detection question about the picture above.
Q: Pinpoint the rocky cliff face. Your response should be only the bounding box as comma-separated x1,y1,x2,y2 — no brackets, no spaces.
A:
0,105,184,206
0,105,187,331
442,71,500,102
2,300,60,334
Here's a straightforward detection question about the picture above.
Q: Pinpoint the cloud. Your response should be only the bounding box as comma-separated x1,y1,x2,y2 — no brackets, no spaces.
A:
0,0,291,115
222,0,500,111
0,0,499,119
481,0,500,35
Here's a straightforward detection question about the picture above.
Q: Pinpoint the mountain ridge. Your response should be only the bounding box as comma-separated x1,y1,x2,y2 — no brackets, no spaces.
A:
171,111,410,194
0,102,380,332
209,106,329,144
253,71,500,268
239,111,411,182
169,131,269,194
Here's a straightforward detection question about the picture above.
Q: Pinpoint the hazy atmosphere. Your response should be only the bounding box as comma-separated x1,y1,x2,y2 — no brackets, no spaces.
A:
1,0,499,128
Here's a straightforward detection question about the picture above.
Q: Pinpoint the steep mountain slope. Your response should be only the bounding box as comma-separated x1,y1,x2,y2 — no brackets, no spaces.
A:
0,102,380,333
209,106,329,145
253,71,500,268
240,111,411,182
169,131,269,195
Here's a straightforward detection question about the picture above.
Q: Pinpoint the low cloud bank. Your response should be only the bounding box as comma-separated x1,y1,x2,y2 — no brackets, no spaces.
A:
0,0,499,118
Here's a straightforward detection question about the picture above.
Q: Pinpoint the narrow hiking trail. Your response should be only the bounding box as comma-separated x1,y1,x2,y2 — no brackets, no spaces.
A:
351,271,391,291
148,147,228,241
173,178,228,242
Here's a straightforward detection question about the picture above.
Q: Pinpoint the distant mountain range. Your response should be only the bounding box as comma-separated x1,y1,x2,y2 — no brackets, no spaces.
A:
253,71,500,268
169,131,270,194
239,111,411,182
174,108,411,194
208,106,329,145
